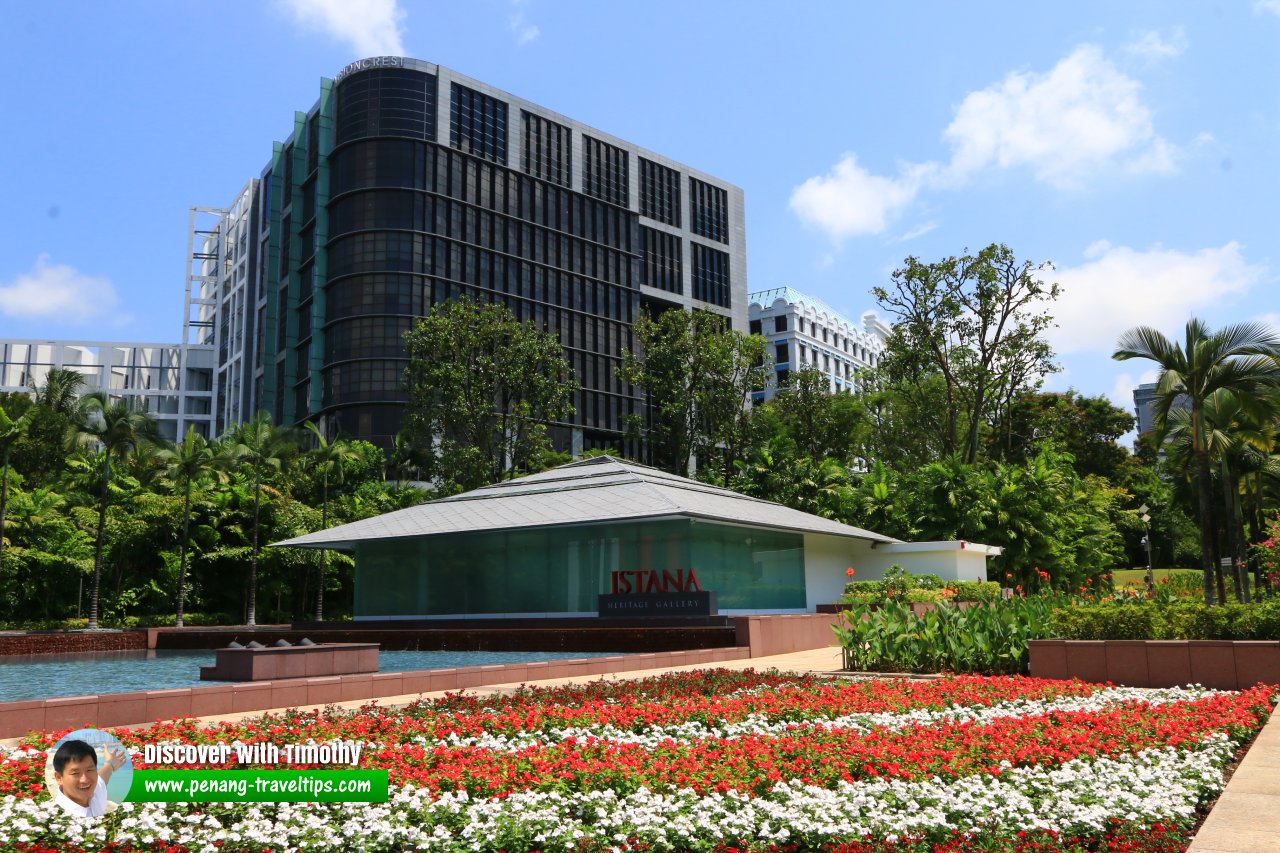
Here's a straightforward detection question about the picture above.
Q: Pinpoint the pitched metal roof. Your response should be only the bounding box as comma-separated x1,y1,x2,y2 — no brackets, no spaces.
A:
273,456,900,550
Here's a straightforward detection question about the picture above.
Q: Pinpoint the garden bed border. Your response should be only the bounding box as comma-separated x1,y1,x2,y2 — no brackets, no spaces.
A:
1029,639,1280,689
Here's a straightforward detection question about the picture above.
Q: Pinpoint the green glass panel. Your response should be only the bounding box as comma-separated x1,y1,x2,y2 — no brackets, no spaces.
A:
352,519,805,617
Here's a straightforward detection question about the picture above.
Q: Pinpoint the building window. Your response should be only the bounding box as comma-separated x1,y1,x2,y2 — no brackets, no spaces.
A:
639,158,680,226
776,368,789,387
522,111,571,187
775,342,789,364
450,83,508,164
337,69,437,145
639,226,682,294
689,177,729,243
691,243,730,308
306,112,320,175
583,135,629,207
749,319,761,335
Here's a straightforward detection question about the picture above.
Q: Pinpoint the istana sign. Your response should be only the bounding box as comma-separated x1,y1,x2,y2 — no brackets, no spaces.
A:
335,56,405,83
598,568,718,618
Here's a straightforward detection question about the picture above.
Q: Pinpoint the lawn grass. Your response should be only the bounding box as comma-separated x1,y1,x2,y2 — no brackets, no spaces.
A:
1113,568,1202,587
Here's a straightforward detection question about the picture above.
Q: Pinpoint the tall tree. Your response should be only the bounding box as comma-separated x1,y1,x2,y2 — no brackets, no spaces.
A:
766,366,872,463
227,412,297,626
156,427,224,628
403,298,577,493
70,393,158,630
34,368,87,415
620,308,769,476
1165,387,1280,602
1115,319,1280,604
992,391,1134,480
302,422,361,621
20,369,86,484
0,403,35,579
872,244,1059,464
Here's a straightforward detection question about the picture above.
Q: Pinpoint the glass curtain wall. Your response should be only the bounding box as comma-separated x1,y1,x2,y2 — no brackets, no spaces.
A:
353,519,805,617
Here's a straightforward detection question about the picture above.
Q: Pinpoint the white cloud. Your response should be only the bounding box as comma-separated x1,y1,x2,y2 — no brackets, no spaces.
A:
1254,311,1280,331
508,1,540,44
0,256,120,324
1125,135,1179,175
896,222,939,243
1255,0,1280,15
789,155,932,240
943,45,1176,188
1125,27,1187,60
792,44,1179,242
1050,241,1267,356
1109,369,1160,412
277,0,405,56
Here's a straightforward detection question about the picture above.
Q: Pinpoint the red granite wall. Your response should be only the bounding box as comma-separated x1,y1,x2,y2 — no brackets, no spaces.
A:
1029,639,1280,689
0,631,147,656
734,614,840,657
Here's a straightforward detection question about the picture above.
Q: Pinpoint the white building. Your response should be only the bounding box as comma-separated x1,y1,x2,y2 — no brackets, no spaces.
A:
747,287,890,401
0,339,215,442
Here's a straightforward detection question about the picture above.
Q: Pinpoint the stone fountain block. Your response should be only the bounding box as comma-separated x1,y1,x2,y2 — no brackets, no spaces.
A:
200,642,379,682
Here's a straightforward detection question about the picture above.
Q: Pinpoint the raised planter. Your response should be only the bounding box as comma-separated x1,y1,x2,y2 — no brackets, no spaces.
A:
1029,639,1280,689
199,642,379,681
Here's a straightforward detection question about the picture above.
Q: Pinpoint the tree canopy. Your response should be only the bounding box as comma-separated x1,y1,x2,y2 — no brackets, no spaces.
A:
403,298,577,494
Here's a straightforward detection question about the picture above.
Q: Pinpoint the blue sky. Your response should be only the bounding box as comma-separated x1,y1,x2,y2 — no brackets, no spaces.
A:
2,1,1277,422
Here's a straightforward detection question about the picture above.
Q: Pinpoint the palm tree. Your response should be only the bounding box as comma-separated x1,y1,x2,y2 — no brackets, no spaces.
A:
1164,389,1280,602
34,368,86,415
0,403,35,578
157,427,224,628
70,393,159,630
1115,319,1280,604
303,422,360,621
227,412,297,626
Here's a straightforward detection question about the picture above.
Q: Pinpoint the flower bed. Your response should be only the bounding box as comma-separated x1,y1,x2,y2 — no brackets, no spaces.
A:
0,670,1272,852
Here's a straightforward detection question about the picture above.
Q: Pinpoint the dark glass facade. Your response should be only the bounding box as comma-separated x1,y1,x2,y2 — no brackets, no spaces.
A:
638,226,682,295
244,60,743,454
690,177,729,244
522,111,572,188
691,242,731,308
582,135,629,208
639,158,681,226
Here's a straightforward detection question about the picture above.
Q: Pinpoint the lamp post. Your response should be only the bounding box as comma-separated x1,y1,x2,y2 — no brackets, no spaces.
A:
1139,504,1154,590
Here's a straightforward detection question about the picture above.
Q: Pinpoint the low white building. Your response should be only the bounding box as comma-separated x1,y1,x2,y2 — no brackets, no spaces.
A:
277,456,999,618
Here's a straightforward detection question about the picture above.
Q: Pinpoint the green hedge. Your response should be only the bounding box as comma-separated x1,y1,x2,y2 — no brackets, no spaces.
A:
841,567,1001,605
0,613,236,631
1050,600,1280,640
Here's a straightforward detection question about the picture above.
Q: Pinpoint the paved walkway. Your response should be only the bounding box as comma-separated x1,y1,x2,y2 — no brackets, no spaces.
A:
1189,704,1280,852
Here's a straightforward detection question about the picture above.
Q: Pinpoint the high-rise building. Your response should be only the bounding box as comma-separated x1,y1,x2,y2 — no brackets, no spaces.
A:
196,56,747,453
1132,383,1160,436
747,287,889,402
1132,381,1188,437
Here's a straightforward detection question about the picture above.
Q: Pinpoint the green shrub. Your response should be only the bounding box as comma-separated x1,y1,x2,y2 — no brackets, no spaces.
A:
833,598,1057,675
840,566,1000,605
1050,599,1280,640
0,612,238,631
950,581,1002,602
